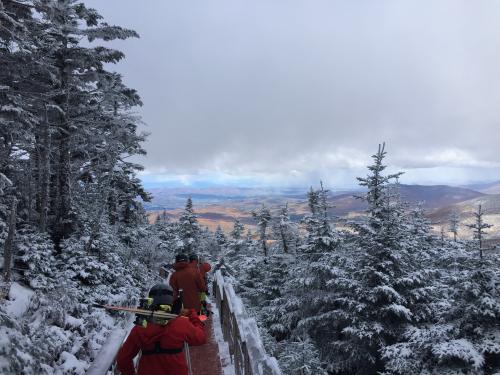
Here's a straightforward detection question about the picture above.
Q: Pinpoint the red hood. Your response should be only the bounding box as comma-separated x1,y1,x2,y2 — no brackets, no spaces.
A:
173,262,189,271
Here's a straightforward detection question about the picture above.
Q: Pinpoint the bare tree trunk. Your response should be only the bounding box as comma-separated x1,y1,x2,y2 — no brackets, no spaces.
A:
3,197,18,282
280,226,289,253
0,133,13,178
38,107,50,232
478,231,483,259
57,131,71,238
26,155,34,225
55,51,72,244
107,188,117,225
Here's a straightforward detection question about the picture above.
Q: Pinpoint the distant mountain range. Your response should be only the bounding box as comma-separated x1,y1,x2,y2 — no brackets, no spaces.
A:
145,184,484,212
462,180,500,194
145,184,500,239
144,186,359,211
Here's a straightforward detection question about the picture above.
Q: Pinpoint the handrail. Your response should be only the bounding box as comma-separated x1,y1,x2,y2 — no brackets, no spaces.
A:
86,323,131,375
213,270,281,375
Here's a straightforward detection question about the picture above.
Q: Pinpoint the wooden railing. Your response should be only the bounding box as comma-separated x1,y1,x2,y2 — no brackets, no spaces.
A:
213,271,281,375
86,322,131,375
87,269,281,375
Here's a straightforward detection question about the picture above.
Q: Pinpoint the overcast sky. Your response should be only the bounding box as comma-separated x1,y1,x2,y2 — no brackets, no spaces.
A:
85,0,500,189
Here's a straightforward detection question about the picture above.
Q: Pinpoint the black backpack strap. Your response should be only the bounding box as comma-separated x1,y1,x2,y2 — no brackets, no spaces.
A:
142,341,183,356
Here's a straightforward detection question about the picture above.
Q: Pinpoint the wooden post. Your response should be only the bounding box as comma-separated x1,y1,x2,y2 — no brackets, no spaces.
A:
3,196,18,282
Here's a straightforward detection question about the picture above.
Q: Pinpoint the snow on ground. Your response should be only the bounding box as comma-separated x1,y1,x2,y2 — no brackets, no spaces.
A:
5,282,34,318
57,351,87,375
208,297,236,375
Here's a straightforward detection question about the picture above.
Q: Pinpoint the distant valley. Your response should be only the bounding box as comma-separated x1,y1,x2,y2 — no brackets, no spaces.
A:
145,183,500,240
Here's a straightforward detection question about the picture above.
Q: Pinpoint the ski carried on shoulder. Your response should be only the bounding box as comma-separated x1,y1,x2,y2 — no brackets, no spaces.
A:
93,304,178,320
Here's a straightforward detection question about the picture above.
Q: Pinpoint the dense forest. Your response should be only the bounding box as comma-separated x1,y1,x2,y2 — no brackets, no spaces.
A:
1,1,499,374
217,145,500,374
0,1,194,372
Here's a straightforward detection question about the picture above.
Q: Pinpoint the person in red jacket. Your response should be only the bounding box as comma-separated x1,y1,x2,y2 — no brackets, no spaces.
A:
170,253,206,313
189,254,212,282
116,283,206,375
188,254,212,316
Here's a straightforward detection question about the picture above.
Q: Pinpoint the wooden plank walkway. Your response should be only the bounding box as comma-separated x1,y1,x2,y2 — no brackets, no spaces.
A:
189,312,223,375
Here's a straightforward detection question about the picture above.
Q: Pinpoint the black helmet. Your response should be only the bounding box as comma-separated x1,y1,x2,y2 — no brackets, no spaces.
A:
175,253,189,263
188,253,198,262
148,283,173,307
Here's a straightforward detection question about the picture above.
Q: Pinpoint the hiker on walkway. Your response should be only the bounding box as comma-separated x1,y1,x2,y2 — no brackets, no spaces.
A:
189,253,212,285
170,253,206,313
116,283,206,375
189,254,212,315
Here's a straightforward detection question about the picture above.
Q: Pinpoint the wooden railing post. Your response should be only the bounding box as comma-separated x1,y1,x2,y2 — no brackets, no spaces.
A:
212,271,281,375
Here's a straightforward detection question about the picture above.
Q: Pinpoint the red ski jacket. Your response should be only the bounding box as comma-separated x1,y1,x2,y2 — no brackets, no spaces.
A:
116,310,206,375
190,260,212,279
170,262,206,312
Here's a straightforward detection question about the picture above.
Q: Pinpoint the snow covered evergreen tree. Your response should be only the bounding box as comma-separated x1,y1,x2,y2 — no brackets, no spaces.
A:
449,210,461,242
321,144,435,374
227,218,246,255
466,204,493,259
178,197,200,254
272,203,297,254
214,225,227,253
231,219,245,240
252,205,272,257
0,2,156,372
300,183,338,257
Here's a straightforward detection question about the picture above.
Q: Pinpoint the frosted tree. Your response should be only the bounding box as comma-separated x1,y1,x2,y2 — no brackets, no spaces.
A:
245,229,254,245
445,256,500,373
230,219,245,240
301,182,338,257
178,198,200,254
252,205,272,256
155,210,169,224
214,225,227,253
276,337,327,375
382,250,500,374
272,203,297,254
404,203,436,256
263,182,340,370
449,210,460,242
0,1,38,238
0,2,157,373
223,219,246,259
466,204,493,259
0,0,147,246
326,143,435,374
151,216,181,257
31,0,140,244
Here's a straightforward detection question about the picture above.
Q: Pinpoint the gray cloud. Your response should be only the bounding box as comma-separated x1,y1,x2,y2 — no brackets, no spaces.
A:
84,0,500,186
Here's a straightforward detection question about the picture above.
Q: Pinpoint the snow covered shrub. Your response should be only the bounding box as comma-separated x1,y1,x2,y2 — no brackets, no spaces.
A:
276,337,326,375
56,235,144,305
15,229,56,290
0,309,42,374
